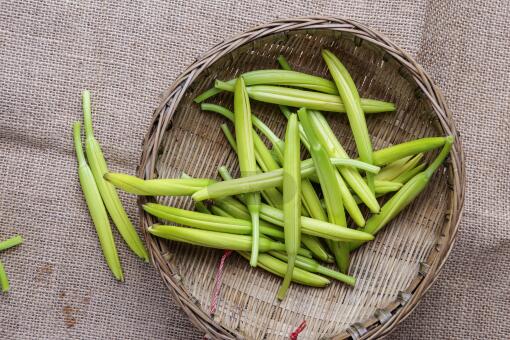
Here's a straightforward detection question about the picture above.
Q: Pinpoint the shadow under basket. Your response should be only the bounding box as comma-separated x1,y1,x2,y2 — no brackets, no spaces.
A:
138,17,465,340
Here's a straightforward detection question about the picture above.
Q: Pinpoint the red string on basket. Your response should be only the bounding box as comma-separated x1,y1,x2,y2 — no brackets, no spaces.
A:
290,320,307,340
209,250,233,315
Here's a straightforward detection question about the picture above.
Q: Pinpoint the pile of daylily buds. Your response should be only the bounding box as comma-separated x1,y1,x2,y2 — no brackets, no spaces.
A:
74,51,452,300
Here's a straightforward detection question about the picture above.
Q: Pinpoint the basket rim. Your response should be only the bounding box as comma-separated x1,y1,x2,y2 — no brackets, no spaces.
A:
137,16,466,340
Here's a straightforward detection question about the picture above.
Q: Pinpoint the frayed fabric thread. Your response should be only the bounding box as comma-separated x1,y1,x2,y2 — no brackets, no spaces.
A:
290,320,307,339
209,250,233,315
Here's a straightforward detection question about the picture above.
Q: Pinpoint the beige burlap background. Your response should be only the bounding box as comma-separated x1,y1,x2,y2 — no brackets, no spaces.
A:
0,1,508,339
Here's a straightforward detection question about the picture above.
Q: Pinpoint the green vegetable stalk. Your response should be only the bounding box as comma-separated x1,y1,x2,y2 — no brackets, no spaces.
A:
192,157,378,202
376,154,423,181
143,203,251,234
307,110,366,226
194,68,336,103
0,235,23,292
219,123,283,209
372,137,447,166
0,235,23,252
220,168,366,274
256,83,338,262
297,109,346,227
217,166,333,262
274,59,350,264
144,203,287,240
372,180,403,194
73,122,123,281
194,201,212,214
277,55,292,71
207,202,312,258
322,49,376,194
393,163,427,184
269,251,355,286
350,136,454,250
376,156,411,180
198,69,338,101
213,197,285,240
195,200,324,285
104,173,215,196
144,202,373,242
297,107,351,273
309,111,380,213
0,261,9,292
299,179,327,222
301,235,333,263
233,78,261,266
148,224,288,253
199,197,312,268
216,172,372,243
220,123,238,151
202,103,285,155
238,252,330,287
277,114,301,300
206,104,283,175
350,178,420,205
279,104,310,150
248,127,284,208
82,91,149,262
215,81,396,114
281,108,379,215
215,166,374,242
299,179,334,263
275,88,340,236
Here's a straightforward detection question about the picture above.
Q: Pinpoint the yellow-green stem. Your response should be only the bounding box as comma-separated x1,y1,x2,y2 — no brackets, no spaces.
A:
73,121,124,281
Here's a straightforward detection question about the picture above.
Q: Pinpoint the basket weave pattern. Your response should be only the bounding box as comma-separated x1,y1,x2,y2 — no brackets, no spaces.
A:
138,17,465,339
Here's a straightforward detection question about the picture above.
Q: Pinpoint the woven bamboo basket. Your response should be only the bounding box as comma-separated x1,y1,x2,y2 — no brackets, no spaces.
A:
138,17,465,339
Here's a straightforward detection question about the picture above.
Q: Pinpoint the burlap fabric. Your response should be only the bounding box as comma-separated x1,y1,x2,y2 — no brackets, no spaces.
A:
0,1,508,339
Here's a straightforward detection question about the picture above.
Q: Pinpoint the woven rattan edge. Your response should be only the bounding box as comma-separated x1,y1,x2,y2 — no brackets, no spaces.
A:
137,16,466,340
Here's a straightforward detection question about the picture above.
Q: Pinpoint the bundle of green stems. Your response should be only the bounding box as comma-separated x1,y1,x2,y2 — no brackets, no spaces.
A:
80,52,452,299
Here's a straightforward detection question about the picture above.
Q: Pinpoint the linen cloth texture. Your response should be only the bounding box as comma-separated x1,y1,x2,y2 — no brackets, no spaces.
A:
0,0,508,339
